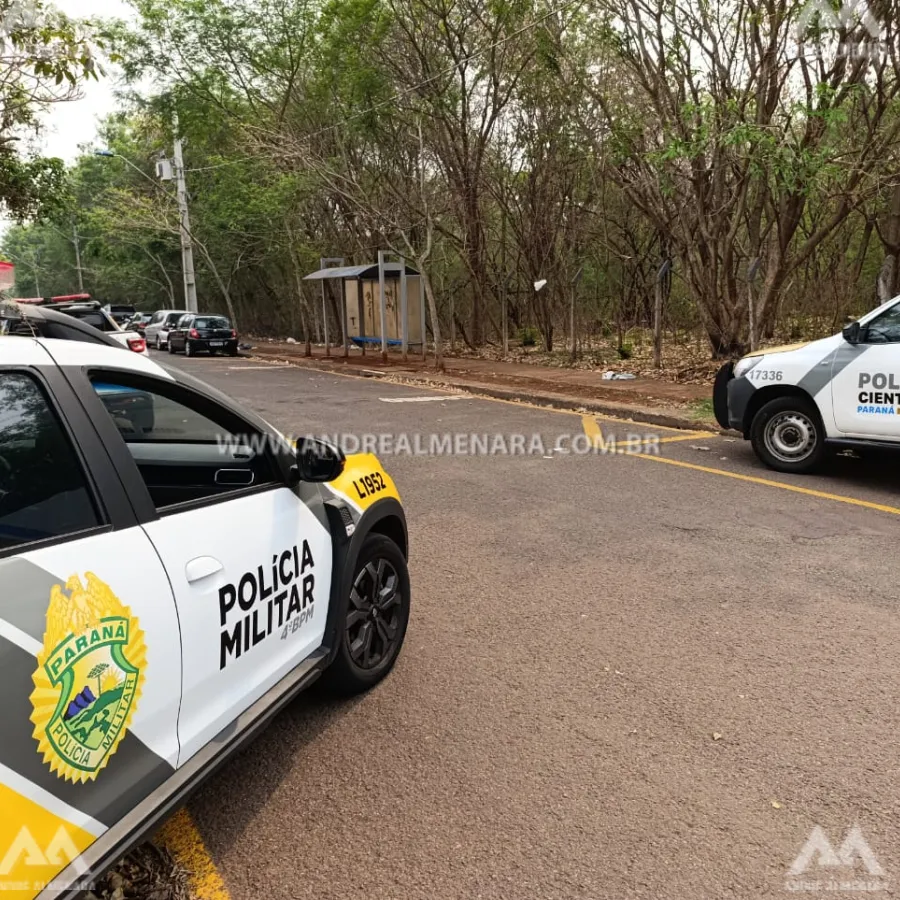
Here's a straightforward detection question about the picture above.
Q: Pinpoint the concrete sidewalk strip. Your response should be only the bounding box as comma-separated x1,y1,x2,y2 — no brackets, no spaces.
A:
246,346,723,434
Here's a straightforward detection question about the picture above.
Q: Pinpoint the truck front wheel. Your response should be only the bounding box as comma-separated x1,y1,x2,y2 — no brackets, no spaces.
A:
750,396,826,474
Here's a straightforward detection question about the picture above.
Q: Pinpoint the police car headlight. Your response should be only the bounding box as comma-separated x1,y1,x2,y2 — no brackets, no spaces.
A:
733,357,756,379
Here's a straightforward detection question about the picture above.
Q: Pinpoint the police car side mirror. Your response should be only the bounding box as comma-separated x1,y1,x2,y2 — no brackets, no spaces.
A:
293,439,346,483
843,321,861,345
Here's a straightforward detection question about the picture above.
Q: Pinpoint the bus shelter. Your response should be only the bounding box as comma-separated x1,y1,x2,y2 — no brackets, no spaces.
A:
304,256,425,360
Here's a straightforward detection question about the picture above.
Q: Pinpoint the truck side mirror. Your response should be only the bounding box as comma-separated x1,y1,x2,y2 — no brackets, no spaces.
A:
842,321,861,345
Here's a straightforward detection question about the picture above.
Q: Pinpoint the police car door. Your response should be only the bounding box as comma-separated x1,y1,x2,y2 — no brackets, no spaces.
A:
0,347,181,894
79,369,333,765
831,302,900,438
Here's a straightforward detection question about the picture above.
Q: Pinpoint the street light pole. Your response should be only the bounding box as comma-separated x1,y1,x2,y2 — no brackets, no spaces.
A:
94,144,198,313
72,222,84,292
172,120,198,314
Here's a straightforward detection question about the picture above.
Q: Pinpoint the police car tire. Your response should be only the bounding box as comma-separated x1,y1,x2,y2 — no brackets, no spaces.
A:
323,534,410,695
750,395,825,474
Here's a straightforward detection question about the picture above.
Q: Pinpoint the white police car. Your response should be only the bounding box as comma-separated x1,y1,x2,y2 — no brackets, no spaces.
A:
714,294,900,473
0,335,409,898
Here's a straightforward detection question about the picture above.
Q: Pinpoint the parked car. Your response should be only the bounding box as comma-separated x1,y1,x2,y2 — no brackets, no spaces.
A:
0,335,408,899
145,309,190,350
34,299,148,356
168,313,240,357
128,312,153,333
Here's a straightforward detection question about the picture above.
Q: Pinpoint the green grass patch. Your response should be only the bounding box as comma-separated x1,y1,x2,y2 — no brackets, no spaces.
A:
687,397,716,422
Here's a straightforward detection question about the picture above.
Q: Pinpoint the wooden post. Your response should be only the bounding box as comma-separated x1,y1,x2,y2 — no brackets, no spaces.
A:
341,277,348,358
569,285,576,362
652,280,662,369
420,275,427,362
378,250,388,364
358,276,366,357
400,258,408,363
450,293,456,351
321,281,329,358
653,259,671,369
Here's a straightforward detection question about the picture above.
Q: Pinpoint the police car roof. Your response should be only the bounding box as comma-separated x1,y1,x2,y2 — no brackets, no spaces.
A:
0,335,174,380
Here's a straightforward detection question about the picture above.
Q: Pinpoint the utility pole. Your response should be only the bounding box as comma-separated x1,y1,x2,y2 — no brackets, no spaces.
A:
32,252,41,297
72,223,84,292
172,118,198,313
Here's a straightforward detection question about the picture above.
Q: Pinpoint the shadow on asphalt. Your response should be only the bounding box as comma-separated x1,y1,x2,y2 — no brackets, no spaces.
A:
186,683,366,853
799,447,900,496
718,440,900,497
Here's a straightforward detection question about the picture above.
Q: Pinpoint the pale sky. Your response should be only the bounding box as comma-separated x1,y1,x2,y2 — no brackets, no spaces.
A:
0,0,135,239
41,0,136,162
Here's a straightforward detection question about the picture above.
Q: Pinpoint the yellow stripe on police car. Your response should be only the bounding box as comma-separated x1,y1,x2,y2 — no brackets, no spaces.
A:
328,454,400,512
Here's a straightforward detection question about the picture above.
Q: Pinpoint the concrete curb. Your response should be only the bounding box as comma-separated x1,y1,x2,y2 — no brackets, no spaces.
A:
247,347,720,433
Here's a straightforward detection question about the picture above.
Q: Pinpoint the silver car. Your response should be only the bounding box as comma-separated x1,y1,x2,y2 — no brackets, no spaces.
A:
145,309,190,350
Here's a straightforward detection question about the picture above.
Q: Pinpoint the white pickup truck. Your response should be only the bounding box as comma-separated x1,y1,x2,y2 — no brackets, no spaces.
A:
714,295,900,473
48,300,150,356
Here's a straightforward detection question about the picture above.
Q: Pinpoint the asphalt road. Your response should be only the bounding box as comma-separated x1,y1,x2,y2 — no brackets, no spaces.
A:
156,351,900,899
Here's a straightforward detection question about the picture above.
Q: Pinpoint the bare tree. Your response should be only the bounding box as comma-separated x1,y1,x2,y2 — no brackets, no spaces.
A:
586,0,900,355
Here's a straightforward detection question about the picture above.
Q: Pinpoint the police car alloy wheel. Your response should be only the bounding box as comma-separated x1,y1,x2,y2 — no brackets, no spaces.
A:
750,396,826,473
324,534,410,694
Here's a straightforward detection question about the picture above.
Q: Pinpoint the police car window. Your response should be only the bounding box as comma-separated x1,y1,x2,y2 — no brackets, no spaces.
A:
89,376,280,510
865,305,900,343
0,373,101,550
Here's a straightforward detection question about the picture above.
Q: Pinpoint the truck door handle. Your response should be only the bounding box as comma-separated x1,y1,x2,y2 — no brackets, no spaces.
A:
186,556,224,584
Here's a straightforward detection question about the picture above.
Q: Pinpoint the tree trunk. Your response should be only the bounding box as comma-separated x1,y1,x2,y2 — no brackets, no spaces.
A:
420,266,444,371
652,278,663,368
877,183,900,303
196,243,239,331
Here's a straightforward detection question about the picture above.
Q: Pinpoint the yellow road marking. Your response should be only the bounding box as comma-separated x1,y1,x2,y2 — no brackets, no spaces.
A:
604,430,716,445
581,416,900,517
157,808,231,900
581,416,663,455
656,431,717,443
